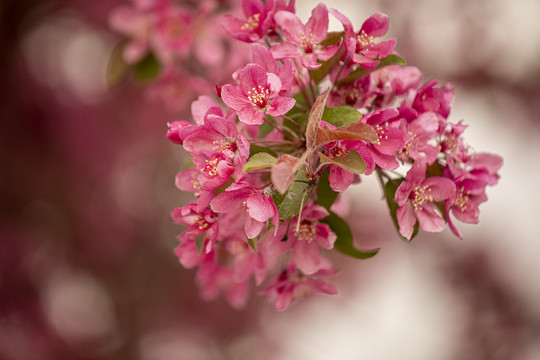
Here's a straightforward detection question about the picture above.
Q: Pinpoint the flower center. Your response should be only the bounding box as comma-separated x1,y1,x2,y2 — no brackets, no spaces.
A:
374,124,389,146
203,158,220,177
455,186,470,212
330,144,348,158
196,215,209,231
300,31,317,53
411,184,433,211
247,86,271,107
297,223,316,243
241,13,260,31
357,30,374,49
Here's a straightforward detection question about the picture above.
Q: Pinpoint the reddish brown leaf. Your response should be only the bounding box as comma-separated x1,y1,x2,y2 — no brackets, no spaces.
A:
306,89,330,151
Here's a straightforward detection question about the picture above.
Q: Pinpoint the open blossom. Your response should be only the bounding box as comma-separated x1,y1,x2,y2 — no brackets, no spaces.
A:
361,108,406,171
210,182,279,239
250,44,295,95
272,3,341,70
221,64,295,125
397,111,441,165
285,204,337,275
330,9,396,70
222,0,278,42
171,204,218,253
259,261,339,311
394,159,456,239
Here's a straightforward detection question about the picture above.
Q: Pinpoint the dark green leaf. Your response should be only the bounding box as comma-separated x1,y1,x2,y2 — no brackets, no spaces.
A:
321,212,379,259
315,168,338,210
337,54,406,86
278,171,314,219
249,145,278,157
384,177,419,241
134,52,161,81
321,106,363,128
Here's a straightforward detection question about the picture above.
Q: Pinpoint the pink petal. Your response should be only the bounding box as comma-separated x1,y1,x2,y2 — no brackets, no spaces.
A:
328,165,354,192
416,202,446,233
252,43,277,74
239,64,268,91
274,10,305,44
191,95,219,124
315,223,336,249
423,177,456,202
221,84,250,111
270,42,303,60
397,202,417,240
245,216,265,239
247,193,276,222
267,96,295,117
361,12,389,37
294,239,320,275
305,3,329,42
329,8,354,38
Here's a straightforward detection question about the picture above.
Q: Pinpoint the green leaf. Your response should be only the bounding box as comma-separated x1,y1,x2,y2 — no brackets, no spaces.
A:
384,177,419,241
278,171,314,219
249,145,278,157
107,40,129,86
133,52,161,81
310,45,345,84
319,150,367,174
321,212,379,259
195,235,205,254
315,168,339,210
214,177,234,197
243,152,277,172
270,187,286,209
321,106,363,128
337,54,406,86
248,237,257,252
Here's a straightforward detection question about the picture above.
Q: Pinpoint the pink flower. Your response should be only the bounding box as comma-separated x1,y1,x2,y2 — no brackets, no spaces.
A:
323,140,373,191
171,204,219,252
152,6,193,64
222,0,275,42
285,204,337,275
221,64,295,125
250,43,295,94
330,10,396,70
195,249,251,309
394,159,456,239
361,108,406,171
259,261,339,311
272,3,341,70
412,79,454,119
398,111,441,165
210,182,279,239
193,152,235,191
109,2,155,63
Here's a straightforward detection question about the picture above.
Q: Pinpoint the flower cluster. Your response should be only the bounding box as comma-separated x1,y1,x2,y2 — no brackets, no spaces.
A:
164,0,503,310
109,0,249,112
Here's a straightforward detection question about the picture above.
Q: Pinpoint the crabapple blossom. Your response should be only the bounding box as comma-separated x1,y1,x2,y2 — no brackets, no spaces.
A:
272,3,341,70
152,0,503,309
330,9,396,70
221,63,295,125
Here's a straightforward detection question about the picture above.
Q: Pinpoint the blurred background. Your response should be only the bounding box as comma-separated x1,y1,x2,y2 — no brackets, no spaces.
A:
1,0,539,359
